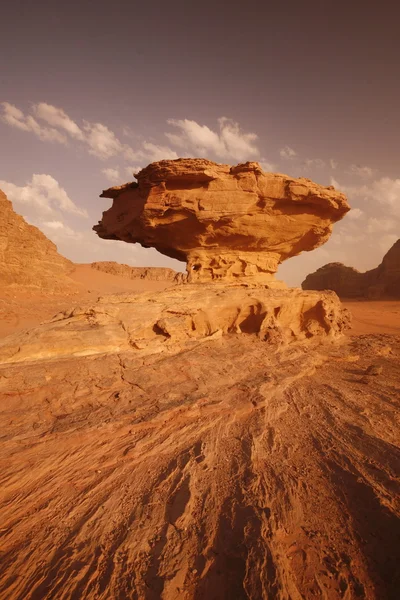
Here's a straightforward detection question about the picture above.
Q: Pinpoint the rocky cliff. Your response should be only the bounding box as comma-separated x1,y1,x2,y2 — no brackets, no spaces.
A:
0,189,74,289
94,159,349,283
302,239,400,298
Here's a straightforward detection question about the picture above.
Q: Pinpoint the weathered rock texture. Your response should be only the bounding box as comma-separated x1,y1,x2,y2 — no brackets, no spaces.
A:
302,239,400,299
0,189,74,289
94,159,350,283
90,261,185,282
0,326,399,600
0,285,350,364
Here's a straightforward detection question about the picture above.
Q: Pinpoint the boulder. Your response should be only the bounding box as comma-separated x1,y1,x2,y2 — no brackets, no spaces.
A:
94,159,349,283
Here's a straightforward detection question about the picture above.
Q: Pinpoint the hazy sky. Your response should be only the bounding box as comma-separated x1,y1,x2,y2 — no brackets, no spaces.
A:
1,0,399,285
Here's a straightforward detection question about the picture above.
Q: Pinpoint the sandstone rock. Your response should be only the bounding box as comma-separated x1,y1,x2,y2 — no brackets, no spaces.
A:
0,285,350,364
302,239,400,299
90,261,185,282
0,189,74,289
94,159,350,283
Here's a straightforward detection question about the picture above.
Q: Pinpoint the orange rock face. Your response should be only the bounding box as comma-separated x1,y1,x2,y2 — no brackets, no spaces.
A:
0,189,74,289
94,159,350,283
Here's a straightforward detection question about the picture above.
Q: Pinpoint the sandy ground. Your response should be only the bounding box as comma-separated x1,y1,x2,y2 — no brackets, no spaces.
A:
0,331,399,599
343,300,400,336
0,280,399,599
0,265,171,338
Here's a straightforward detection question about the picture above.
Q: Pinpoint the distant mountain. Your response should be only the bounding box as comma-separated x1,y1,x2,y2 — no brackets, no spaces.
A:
302,240,400,299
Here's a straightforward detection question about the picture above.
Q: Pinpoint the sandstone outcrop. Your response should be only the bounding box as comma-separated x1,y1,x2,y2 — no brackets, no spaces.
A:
90,261,185,282
0,189,74,289
94,159,350,283
302,239,400,298
0,285,350,364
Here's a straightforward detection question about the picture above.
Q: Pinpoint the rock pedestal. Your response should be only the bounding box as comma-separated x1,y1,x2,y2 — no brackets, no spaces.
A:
94,159,349,283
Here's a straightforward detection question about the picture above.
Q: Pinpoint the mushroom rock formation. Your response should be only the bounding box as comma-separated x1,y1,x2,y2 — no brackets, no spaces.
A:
94,159,350,283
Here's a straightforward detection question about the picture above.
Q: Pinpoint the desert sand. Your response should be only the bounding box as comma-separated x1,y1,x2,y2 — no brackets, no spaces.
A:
342,300,400,336
0,264,171,339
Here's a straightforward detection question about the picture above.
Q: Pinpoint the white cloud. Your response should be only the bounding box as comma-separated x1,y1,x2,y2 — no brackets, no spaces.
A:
367,217,396,233
259,160,275,172
218,117,259,162
83,122,123,160
34,102,84,140
370,177,400,217
2,101,127,160
378,233,399,254
332,176,400,218
166,119,222,155
125,165,143,177
330,158,338,170
348,164,376,178
102,167,121,183
142,141,179,161
1,102,67,144
304,158,325,168
347,208,364,220
279,146,297,159
2,102,271,168
166,117,261,162
0,174,88,218
41,220,76,236
1,102,30,131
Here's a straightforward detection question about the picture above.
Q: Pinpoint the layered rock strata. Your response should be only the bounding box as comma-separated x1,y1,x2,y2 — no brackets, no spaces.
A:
302,239,400,299
94,159,350,283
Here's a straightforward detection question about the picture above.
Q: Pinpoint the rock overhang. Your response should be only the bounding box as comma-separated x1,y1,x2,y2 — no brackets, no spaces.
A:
94,158,350,283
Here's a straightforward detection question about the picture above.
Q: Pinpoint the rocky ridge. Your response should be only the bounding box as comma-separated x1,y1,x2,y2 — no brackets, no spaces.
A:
90,261,184,282
302,239,400,298
0,190,74,289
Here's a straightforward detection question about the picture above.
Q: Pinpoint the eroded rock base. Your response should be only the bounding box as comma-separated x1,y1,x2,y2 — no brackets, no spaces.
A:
0,285,350,364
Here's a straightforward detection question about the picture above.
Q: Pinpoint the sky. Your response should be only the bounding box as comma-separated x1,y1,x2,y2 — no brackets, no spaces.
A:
1,0,399,286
